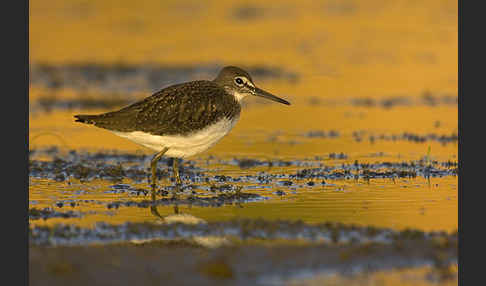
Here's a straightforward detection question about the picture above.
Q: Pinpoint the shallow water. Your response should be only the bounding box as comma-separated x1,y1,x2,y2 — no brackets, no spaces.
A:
29,101,458,233
29,0,457,285
29,149,457,232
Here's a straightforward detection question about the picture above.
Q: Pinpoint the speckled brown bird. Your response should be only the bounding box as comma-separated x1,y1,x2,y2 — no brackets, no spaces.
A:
74,66,290,195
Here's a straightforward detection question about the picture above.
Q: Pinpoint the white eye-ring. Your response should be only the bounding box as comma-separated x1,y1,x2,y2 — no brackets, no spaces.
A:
234,77,245,86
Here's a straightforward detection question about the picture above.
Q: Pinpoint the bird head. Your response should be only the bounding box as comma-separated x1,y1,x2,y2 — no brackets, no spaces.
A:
213,66,290,105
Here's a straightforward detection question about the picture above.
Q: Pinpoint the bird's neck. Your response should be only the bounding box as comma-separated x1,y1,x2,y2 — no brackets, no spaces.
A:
224,87,248,103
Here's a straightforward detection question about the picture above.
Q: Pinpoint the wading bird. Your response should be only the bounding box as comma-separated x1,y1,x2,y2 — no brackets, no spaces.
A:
75,66,290,196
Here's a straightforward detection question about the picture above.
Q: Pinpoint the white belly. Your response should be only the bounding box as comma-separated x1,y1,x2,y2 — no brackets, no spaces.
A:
111,117,239,158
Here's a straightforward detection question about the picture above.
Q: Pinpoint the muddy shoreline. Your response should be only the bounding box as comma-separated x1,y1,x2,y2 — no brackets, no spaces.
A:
30,227,457,286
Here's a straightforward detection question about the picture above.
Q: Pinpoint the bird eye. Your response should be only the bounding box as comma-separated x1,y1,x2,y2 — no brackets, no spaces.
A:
235,77,244,86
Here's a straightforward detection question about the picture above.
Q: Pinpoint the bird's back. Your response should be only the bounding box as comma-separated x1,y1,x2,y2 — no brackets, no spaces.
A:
74,80,241,136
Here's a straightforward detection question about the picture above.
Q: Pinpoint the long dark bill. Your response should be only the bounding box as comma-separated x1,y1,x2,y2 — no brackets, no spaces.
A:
253,87,291,105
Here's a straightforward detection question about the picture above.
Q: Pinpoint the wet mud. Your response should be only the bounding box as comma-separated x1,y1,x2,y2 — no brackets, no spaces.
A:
29,148,457,184
30,219,457,286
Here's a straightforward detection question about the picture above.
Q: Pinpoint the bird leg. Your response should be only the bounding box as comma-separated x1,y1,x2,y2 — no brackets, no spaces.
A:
150,147,169,199
173,158,183,186
150,205,163,219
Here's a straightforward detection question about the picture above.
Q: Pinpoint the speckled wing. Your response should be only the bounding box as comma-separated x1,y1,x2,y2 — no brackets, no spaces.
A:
74,80,241,136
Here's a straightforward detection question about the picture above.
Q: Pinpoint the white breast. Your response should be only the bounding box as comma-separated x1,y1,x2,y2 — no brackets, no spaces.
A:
112,116,239,158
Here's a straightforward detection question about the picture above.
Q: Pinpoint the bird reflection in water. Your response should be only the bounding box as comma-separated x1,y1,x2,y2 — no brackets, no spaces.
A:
149,185,244,220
